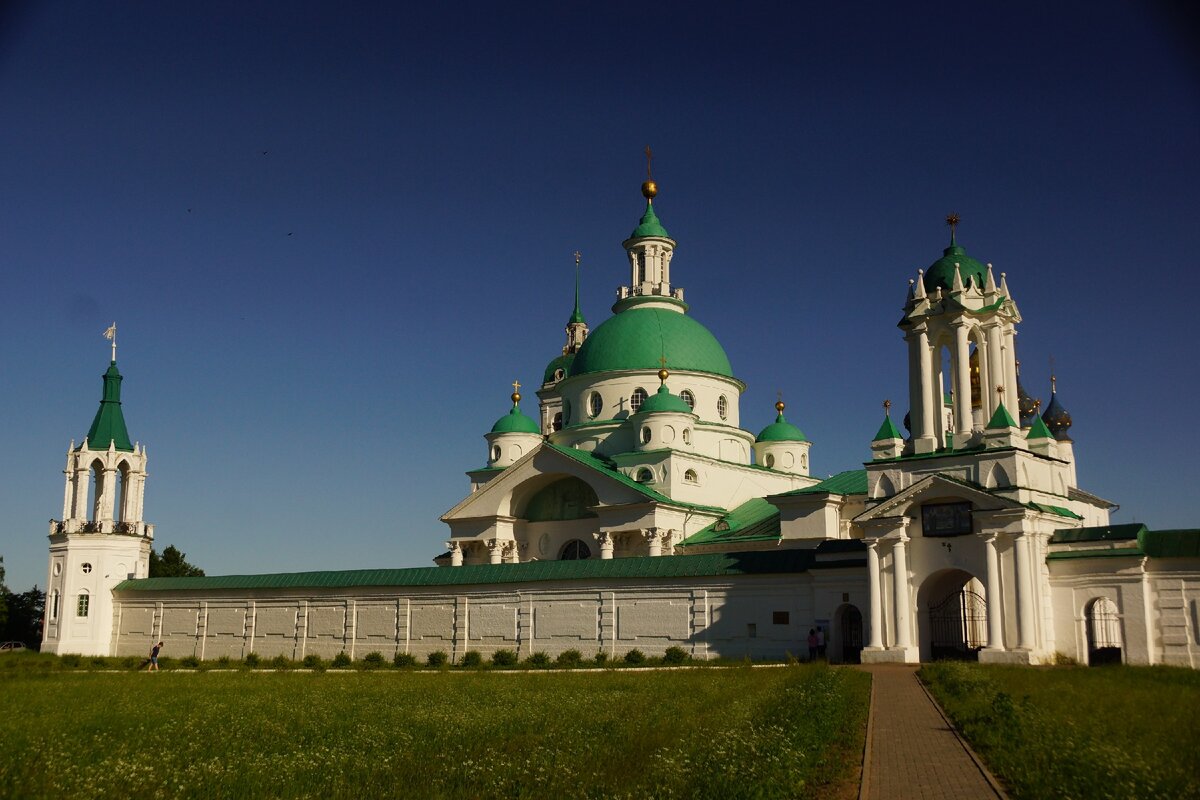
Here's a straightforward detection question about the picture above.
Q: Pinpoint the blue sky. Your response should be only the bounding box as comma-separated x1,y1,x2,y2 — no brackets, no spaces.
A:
2,2,1197,590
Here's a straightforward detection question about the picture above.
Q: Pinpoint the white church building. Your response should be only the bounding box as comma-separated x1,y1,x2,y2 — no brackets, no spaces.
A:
40,175,1200,668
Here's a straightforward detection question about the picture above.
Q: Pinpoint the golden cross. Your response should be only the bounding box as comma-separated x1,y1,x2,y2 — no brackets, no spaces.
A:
512,380,521,393
645,145,653,179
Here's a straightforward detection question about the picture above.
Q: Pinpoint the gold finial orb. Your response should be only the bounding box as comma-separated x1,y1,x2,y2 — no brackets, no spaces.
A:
775,400,786,413
642,179,658,200
511,392,521,404
657,367,670,382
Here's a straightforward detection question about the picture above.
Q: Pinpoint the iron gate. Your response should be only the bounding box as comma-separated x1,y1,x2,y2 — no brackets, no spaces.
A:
840,605,863,664
928,587,987,661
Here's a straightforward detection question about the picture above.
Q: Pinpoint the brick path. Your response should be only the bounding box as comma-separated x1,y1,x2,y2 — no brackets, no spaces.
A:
858,665,1005,800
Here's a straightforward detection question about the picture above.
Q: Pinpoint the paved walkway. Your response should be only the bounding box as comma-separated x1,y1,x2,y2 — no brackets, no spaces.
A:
858,665,1005,800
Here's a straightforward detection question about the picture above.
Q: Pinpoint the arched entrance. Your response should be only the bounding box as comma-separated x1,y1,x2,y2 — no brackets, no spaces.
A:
834,604,863,664
1086,597,1122,666
918,569,988,661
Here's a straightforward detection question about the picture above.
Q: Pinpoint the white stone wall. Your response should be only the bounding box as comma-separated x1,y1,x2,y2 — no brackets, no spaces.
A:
110,571,869,663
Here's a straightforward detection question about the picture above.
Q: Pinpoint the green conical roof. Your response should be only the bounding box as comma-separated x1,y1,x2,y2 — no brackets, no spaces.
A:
986,401,1018,430
756,412,808,443
637,383,693,415
629,201,671,239
491,400,540,434
873,415,903,442
568,262,586,325
84,362,134,451
1026,415,1054,440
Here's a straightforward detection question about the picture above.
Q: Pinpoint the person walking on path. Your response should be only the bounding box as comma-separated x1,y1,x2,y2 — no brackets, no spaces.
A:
148,641,163,672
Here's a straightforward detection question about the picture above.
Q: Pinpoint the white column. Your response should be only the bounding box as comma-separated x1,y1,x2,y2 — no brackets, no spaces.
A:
447,542,462,567
987,326,1004,418
907,333,923,438
953,324,972,434
488,539,503,565
61,468,73,521
867,541,884,649
73,468,90,520
984,534,1004,649
644,529,662,557
1014,532,1036,649
892,536,912,649
1004,328,1019,418
918,331,934,440
596,532,614,560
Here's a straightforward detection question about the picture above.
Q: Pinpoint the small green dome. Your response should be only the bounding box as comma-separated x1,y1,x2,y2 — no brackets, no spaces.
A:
756,412,807,443
570,308,733,378
637,384,693,415
543,353,575,385
924,242,988,293
630,202,671,239
491,404,540,435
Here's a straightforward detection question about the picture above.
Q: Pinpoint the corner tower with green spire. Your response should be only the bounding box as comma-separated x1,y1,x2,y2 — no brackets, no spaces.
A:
44,334,153,656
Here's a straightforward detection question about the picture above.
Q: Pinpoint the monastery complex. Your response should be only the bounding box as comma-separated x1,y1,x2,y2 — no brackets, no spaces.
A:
39,173,1200,668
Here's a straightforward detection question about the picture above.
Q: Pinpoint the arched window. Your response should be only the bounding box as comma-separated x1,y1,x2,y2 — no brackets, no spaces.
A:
684,469,698,483
682,428,691,445
552,412,563,432
765,453,776,469
88,460,105,523
116,462,131,523
636,467,654,483
679,390,695,410
630,388,648,412
1087,597,1122,665
559,539,592,560
491,445,502,462
76,592,90,618
640,426,652,444
588,392,603,418
50,591,60,621
717,395,728,419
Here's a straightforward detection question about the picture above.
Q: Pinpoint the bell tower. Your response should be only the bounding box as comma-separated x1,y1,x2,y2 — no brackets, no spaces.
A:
617,146,684,309
900,216,1021,454
43,327,153,656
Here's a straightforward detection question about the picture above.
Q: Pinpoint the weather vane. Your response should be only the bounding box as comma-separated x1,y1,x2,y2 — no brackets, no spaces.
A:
103,322,117,361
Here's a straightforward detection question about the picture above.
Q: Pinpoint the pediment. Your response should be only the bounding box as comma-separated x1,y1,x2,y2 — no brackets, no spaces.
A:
441,443,662,522
854,473,1023,523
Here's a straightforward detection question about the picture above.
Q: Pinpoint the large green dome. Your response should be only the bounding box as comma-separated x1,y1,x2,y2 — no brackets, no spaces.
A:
569,308,734,378
924,243,987,293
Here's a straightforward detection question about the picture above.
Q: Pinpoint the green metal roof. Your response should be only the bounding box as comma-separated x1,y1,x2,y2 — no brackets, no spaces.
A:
84,361,133,452
777,470,868,497
543,353,575,385
114,549,840,593
924,241,988,293
545,443,725,514
490,405,540,435
569,307,733,379
1050,524,1146,544
679,498,781,546
986,402,1018,430
756,412,807,443
637,384,694,415
1026,415,1054,440
1026,502,1083,520
629,201,671,239
1140,529,1200,558
872,415,903,442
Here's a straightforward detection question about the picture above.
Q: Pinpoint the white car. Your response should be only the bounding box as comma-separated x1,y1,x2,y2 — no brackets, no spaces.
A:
0,642,26,653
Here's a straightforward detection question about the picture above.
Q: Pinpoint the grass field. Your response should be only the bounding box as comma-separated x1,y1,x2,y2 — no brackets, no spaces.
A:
0,661,869,799
920,662,1200,800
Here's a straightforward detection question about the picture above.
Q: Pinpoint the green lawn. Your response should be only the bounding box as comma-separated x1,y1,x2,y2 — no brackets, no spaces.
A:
920,662,1200,800
0,663,869,799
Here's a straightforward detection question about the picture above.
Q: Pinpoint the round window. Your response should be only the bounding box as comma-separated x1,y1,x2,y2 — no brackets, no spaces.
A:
640,426,652,444
588,392,603,419
630,387,648,412
765,453,776,469
81,562,92,574
636,467,654,483
717,395,728,419
554,368,565,381
679,389,695,410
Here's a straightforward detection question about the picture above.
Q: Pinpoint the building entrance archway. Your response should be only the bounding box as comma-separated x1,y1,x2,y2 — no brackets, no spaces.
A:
833,604,863,664
918,569,987,661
